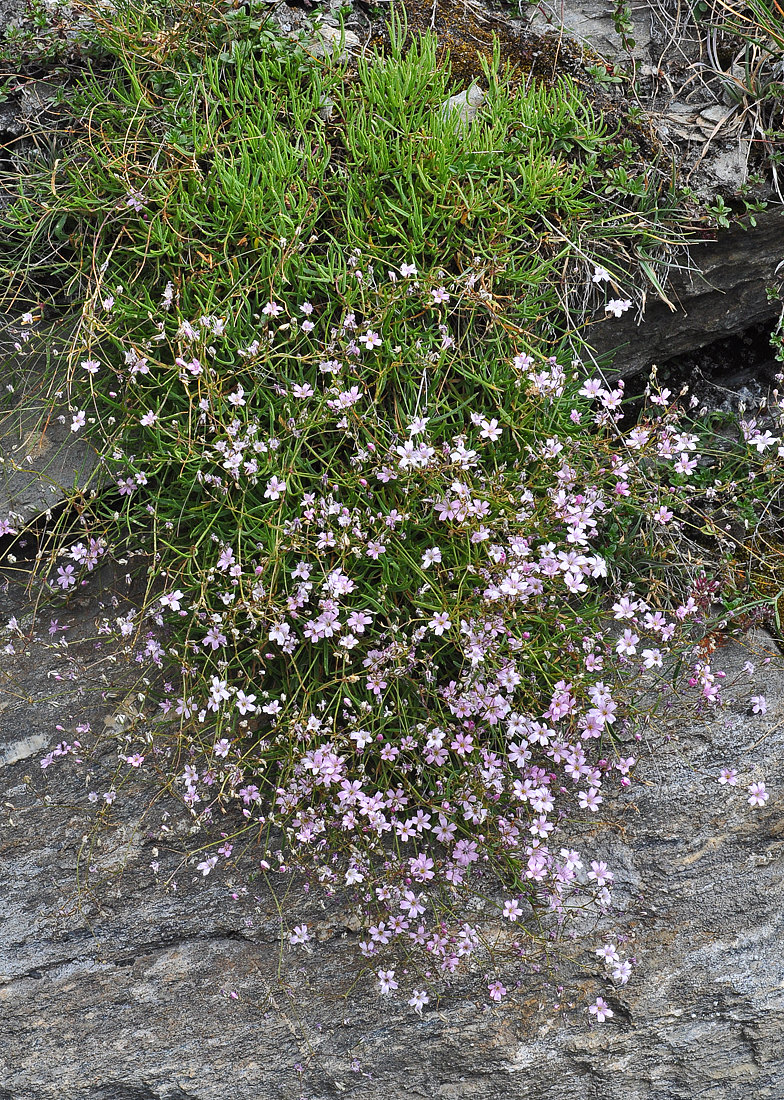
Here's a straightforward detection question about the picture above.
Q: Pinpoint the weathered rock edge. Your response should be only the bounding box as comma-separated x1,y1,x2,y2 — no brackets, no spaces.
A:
590,205,784,379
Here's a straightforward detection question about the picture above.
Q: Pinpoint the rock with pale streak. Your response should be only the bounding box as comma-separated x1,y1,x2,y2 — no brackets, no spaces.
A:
441,85,486,126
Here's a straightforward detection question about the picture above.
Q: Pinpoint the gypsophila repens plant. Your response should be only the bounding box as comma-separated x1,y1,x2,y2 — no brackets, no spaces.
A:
2,0,782,1011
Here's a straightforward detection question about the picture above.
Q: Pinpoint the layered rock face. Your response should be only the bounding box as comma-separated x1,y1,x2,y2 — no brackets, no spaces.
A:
589,207,784,381
1,566,782,1099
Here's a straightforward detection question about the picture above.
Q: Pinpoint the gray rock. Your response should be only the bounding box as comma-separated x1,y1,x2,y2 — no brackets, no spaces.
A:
1,586,782,1097
441,85,486,126
530,0,654,68
306,21,361,61
0,323,100,527
589,205,784,379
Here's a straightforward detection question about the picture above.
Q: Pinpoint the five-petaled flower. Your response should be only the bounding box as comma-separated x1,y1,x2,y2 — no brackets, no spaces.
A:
408,989,429,1015
197,855,218,876
377,969,398,995
748,781,769,808
502,899,523,921
428,611,451,636
264,476,286,500
589,997,613,1022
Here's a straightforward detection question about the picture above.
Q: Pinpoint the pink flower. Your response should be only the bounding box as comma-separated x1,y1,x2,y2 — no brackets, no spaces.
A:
718,768,737,786
673,452,698,476
579,787,603,812
160,589,185,611
642,648,662,669
377,969,398,995
480,418,502,442
264,476,286,500
588,860,613,886
589,997,613,1022
502,899,523,921
612,961,632,984
56,565,77,590
750,695,767,715
289,924,310,945
428,611,451,636
409,853,435,881
235,690,257,715
487,981,507,1001
408,989,429,1015
605,299,631,318
615,629,639,656
748,781,769,808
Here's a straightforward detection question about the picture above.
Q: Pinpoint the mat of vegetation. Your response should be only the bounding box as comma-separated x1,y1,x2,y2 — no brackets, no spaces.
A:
1,0,783,1000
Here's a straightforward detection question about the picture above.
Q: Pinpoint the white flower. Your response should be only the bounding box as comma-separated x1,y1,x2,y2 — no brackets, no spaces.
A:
502,899,523,921
264,476,286,500
235,690,257,715
408,989,429,1015
480,418,502,442
269,622,291,645
160,589,185,611
605,299,632,318
377,968,398,995
428,611,451,636
748,781,769,807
